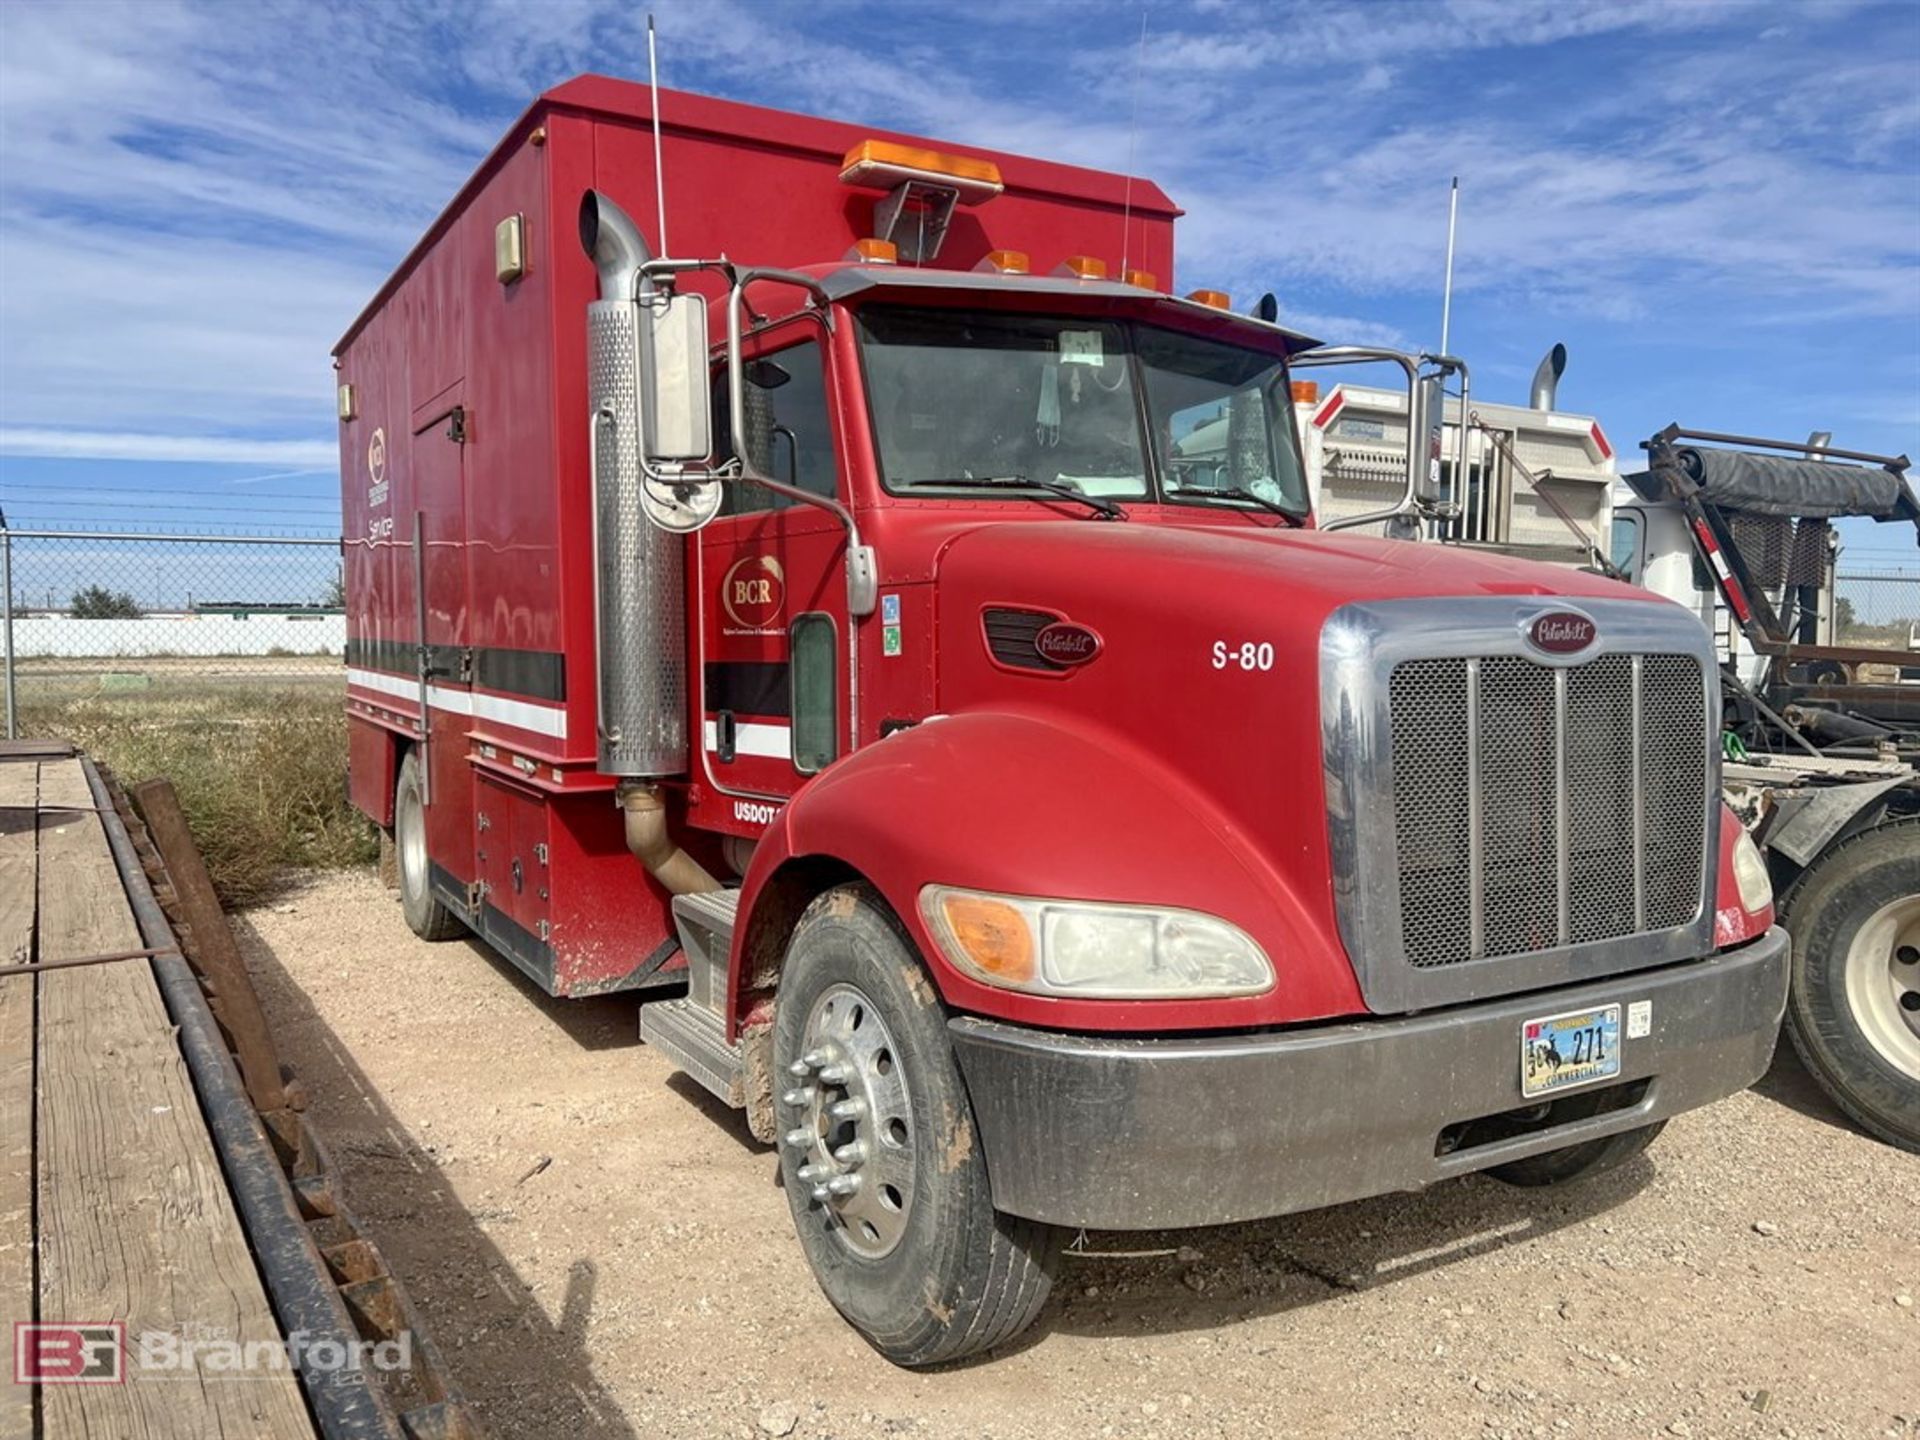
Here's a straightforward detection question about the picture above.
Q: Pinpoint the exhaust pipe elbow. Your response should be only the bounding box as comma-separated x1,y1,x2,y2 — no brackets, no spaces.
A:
578,189,654,303
1529,343,1567,411
618,782,720,896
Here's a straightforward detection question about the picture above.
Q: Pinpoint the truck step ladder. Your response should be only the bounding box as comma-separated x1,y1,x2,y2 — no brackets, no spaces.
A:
639,889,745,1108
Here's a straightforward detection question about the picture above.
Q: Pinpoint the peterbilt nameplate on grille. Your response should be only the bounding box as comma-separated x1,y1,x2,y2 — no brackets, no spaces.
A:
1525,610,1597,656
1319,596,1719,1013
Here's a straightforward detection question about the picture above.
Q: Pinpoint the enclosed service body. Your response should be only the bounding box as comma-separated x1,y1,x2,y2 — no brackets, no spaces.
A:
337,76,1789,1364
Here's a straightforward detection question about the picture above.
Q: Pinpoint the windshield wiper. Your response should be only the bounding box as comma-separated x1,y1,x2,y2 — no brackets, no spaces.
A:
1182,485,1304,526
904,475,1127,520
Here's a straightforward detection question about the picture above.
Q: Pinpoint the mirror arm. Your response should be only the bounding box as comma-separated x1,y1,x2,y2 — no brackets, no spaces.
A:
1295,347,1469,535
728,270,876,616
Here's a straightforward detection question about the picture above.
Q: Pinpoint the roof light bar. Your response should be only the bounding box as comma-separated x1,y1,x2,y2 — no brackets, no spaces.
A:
840,140,1004,205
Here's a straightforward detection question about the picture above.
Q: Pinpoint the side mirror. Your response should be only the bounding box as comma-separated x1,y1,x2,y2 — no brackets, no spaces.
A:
639,292,712,463
1412,372,1446,504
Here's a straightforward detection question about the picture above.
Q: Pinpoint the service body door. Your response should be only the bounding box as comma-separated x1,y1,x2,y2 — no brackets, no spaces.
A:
408,392,474,884
696,322,850,810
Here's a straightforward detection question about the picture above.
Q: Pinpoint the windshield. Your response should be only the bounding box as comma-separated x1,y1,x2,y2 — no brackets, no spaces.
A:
857,307,1307,514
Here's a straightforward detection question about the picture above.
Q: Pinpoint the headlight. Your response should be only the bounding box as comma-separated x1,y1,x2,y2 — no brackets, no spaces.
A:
919,886,1274,999
1731,828,1773,912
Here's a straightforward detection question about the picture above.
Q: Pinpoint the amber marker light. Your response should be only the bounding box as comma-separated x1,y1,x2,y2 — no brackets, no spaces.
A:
974,249,1030,275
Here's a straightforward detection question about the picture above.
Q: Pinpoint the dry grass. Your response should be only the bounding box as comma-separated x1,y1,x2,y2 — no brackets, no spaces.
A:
20,677,376,907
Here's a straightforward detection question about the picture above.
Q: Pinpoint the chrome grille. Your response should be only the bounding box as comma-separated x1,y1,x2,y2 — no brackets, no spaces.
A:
1388,651,1706,970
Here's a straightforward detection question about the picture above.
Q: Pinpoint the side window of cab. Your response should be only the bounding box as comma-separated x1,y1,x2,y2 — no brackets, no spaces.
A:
711,338,838,517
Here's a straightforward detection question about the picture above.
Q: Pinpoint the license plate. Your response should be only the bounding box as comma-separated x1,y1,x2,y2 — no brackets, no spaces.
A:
1521,1004,1622,1099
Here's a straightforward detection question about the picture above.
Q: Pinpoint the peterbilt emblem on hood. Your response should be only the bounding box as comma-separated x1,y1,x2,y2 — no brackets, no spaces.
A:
1525,611,1597,655
1034,621,1102,667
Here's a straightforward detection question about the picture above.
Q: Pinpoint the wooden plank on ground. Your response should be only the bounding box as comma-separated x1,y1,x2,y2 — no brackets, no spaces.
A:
35,757,316,1438
0,759,39,1440
132,779,285,1113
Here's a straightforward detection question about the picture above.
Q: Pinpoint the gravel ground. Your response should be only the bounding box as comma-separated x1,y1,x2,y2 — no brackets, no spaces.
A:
236,870,1918,1440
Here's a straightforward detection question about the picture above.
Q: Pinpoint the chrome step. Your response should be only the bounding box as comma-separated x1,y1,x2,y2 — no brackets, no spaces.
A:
640,996,744,1108
672,887,739,1015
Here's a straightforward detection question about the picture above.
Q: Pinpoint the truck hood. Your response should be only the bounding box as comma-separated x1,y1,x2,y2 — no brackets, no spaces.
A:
933,517,1644,615
927,517,1660,1023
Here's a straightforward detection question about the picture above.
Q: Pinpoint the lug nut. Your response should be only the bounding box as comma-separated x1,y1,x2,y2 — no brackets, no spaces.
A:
797,1163,826,1182
810,1186,829,1204
833,1141,867,1166
781,1087,814,1107
786,1060,810,1079
826,1174,862,1196
818,1063,852,1084
784,1128,811,1149
829,1098,866,1121
801,1049,830,1069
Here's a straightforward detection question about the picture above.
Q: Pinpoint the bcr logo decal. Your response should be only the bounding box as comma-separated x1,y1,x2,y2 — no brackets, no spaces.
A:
722,555,785,631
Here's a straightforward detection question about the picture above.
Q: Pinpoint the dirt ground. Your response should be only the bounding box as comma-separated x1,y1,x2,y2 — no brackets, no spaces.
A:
235,869,1918,1440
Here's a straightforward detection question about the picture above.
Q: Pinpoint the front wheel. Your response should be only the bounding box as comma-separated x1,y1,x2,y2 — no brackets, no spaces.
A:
772,885,1060,1367
1782,819,1920,1153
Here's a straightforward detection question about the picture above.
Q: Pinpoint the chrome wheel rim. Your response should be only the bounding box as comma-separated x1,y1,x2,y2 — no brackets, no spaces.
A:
398,774,428,906
1842,894,1920,1083
782,982,916,1259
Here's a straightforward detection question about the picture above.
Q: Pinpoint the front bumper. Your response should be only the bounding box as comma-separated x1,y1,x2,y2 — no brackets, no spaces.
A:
949,927,1789,1230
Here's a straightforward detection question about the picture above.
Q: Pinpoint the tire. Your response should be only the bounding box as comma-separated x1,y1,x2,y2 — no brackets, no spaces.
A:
1485,1117,1665,1187
394,749,465,942
772,885,1060,1367
1781,819,1920,1154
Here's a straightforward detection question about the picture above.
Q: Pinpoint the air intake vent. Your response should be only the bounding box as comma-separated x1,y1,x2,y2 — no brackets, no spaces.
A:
982,608,1062,671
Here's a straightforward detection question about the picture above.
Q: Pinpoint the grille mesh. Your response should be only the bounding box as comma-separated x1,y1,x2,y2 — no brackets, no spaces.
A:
983,608,1063,671
1389,652,1705,970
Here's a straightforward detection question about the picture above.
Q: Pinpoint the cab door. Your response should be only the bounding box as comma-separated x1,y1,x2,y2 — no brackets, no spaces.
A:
696,322,850,804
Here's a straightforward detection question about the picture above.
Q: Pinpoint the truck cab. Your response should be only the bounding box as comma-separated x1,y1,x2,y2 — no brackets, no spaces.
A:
335,76,1788,1366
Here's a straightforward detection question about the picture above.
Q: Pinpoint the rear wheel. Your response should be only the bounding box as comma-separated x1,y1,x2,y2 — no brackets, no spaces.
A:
394,749,465,942
773,885,1060,1367
1783,819,1920,1153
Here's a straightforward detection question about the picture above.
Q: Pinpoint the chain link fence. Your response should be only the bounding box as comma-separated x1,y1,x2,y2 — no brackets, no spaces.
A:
1,529,345,738
1835,571,1920,652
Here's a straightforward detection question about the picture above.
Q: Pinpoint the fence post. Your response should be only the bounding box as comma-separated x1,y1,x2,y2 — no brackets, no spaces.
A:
2,511,15,740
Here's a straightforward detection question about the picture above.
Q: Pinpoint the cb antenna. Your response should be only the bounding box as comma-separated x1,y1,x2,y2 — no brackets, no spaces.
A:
1119,8,1147,280
648,13,670,260
1438,176,1459,356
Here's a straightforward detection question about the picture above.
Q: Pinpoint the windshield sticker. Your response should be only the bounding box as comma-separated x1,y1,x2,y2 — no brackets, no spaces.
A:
1059,329,1104,366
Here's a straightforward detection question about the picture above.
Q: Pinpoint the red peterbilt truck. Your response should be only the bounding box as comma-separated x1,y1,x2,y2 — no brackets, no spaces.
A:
334,75,1789,1365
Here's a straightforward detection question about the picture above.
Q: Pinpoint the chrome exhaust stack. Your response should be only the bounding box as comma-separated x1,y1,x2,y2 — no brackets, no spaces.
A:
580,189,686,777
1529,343,1567,411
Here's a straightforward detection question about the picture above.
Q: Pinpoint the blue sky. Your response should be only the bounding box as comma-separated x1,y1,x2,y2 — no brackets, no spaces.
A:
1,0,1916,562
